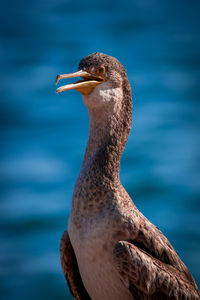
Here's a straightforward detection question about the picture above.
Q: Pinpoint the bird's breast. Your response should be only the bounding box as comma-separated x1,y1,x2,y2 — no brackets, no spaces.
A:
68,212,133,300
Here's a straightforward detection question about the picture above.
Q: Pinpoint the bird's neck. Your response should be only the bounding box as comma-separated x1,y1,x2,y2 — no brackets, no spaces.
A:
71,81,132,219
82,109,121,186
81,89,132,188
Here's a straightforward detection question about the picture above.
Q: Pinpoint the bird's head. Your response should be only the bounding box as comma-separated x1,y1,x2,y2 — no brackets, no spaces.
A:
56,52,131,111
56,53,132,150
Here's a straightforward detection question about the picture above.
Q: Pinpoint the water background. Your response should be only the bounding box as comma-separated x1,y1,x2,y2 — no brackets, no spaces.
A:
1,0,200,299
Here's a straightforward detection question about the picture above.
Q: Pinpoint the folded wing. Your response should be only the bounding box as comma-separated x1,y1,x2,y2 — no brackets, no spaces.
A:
113,223,200,299
60,231,91,300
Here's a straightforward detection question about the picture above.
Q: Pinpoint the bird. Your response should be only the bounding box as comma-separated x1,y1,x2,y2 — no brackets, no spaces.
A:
56,52,200,300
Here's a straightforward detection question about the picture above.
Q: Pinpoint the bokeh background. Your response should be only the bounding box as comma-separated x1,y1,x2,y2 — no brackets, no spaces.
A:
1,0,200,299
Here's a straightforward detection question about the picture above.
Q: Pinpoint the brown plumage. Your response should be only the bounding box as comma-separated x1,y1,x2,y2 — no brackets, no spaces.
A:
56,53,200,300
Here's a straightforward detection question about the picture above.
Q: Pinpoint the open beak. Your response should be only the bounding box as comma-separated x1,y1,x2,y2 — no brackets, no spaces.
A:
55,70,104,95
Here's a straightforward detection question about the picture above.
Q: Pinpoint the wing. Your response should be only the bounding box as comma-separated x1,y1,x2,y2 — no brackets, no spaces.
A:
113,231,200,299
111,186,199,298
60,231,91,300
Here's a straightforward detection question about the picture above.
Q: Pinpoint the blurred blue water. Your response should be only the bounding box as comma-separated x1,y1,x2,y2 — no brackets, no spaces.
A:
1,0,200,299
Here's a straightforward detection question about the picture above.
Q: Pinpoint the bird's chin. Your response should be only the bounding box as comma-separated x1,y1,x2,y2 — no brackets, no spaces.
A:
82,82,123,112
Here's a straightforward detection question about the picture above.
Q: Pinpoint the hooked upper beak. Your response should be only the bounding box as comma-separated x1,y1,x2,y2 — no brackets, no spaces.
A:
55,70,104,95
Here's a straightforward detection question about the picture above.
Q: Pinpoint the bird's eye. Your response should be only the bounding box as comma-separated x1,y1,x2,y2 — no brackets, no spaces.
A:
96,66,105,76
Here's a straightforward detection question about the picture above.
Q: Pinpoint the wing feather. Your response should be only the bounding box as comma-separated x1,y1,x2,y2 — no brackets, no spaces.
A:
127,221,197,286
113,241,200,299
